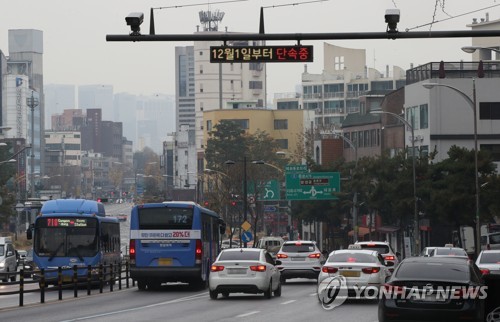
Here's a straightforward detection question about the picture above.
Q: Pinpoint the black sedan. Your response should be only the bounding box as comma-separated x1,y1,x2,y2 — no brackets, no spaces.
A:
379,256,485,322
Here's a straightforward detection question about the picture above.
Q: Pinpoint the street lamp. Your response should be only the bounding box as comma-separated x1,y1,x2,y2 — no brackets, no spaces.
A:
26,91,39,198
0,159,16,165
225,157,249,248
422,80,480,258
334,133,359,242
461,46,500,54
371,110,419,255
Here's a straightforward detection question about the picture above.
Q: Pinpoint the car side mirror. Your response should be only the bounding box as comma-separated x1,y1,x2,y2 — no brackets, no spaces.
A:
396,251,401,258
274,260,282,266
6,251,13,257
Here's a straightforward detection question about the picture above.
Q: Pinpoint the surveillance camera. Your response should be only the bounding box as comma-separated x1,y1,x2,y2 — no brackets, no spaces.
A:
385,8,400,34
125,12,144,35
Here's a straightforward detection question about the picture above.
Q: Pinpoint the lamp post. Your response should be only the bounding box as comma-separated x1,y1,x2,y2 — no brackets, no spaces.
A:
422,80,480,258
26,91,39,198
371,110,419,255
225,157,249,247
334,133,359,242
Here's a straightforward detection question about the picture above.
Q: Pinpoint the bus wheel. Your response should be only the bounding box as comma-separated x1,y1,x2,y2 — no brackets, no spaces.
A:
137,280,147,290
209,290,218,300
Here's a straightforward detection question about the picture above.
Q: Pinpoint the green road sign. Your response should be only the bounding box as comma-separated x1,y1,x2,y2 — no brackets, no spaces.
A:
248,180,280,201
285,172,340,201
285,164,308,173
258,180,280,201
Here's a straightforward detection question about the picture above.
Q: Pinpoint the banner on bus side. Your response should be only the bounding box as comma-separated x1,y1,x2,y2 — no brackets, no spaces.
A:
130,229,201,239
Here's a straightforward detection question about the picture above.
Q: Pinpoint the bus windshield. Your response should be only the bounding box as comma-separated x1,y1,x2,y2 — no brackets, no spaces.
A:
138,207,193,229
35,217,99,259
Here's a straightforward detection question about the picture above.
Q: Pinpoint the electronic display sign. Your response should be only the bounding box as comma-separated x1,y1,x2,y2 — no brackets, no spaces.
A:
38,217,96,228
210,45,313,63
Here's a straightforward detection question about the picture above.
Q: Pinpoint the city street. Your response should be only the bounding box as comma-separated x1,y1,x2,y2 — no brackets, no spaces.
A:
0,279,378,322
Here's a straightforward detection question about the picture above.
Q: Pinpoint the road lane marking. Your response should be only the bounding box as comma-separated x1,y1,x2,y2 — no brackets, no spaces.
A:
309,293,317,296
281,300,296,305
236,311,260,318
58,292,208,321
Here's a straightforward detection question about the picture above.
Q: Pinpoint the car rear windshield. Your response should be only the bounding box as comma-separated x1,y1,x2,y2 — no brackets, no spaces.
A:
358,244,390,254
479,252,500,264
281,243,316,253
396,262,468,281
219,251,260,261
490,233,500,244
435,248,467,256
328,253,377,263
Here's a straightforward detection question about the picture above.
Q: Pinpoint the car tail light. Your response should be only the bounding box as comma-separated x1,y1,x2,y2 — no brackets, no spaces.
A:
250,265,266,272
195,239,202,264
277,253,288,259
384,255,395,261
129,240,136,264
322,266,338,273
362,267,381,274
308,253,321,259
480,268,490,275
211,265,224,272
367,243,376,246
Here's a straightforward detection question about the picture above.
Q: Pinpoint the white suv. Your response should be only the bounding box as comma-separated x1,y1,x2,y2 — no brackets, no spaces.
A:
276,240,325,283
354,241,400,271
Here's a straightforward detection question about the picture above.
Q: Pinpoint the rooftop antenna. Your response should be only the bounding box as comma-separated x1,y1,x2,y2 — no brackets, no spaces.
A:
199,9,225,31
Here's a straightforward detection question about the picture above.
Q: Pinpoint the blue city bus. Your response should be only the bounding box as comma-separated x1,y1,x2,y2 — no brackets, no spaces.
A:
27,199,121,284
129,201,225,290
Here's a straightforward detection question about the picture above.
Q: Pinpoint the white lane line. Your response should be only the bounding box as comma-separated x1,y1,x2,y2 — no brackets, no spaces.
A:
281,300,296,305
236,311,260,318
58,293,208,322
309,293,317,296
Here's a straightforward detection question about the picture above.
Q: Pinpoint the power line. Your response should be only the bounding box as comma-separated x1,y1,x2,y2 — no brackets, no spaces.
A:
406,3,500,31
153,0,248,10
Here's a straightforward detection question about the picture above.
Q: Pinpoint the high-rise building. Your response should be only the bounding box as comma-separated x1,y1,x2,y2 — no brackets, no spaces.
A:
44,84,76,129
4,29,45,197
175,46,195,131
78,85,114,121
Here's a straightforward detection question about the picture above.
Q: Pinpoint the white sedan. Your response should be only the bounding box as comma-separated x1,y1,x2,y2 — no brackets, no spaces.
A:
475,249,500,275
318,249,393,299
209,248,281,299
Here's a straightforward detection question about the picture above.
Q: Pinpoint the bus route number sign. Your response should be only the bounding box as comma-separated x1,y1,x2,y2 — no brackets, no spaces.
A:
210,45,313,63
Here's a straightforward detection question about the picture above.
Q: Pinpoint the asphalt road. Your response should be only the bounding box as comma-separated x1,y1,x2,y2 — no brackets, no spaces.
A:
0,279,379,322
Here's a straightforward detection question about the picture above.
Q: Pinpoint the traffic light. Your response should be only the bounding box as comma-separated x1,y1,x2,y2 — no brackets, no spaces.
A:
204,201,209,207
231,201,237,206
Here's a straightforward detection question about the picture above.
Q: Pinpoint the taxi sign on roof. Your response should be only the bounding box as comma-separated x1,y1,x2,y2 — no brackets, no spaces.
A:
347,244,362,249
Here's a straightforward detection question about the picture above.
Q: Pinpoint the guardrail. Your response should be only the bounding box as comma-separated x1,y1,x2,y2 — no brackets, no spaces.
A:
0,261,135,307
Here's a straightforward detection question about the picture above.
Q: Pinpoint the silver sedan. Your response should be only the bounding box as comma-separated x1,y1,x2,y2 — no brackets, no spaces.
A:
475,249,500,275
209,248,281,299
318,249,392,299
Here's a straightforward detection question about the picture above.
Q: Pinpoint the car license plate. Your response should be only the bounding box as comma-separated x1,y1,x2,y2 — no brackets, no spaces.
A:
340,271,360,277
158,258,172,266
291,257,305,261
413,292,446,302
227,268,247,274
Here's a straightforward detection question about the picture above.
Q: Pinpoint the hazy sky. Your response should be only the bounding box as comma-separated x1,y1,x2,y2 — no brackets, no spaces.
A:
2,0,500,99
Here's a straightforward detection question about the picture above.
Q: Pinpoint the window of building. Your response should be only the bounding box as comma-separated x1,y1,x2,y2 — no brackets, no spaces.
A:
482,144,500,161
277,101,299,110
480,102,500,120
200,65,203,74
420,145,429,158
225,119,249,129
207,120,212,132
334,56,344,70
276,139,288,149
420,104,429,129
249,81,263,89
274,119,288,130
199,51,203,56
200,83,203,93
